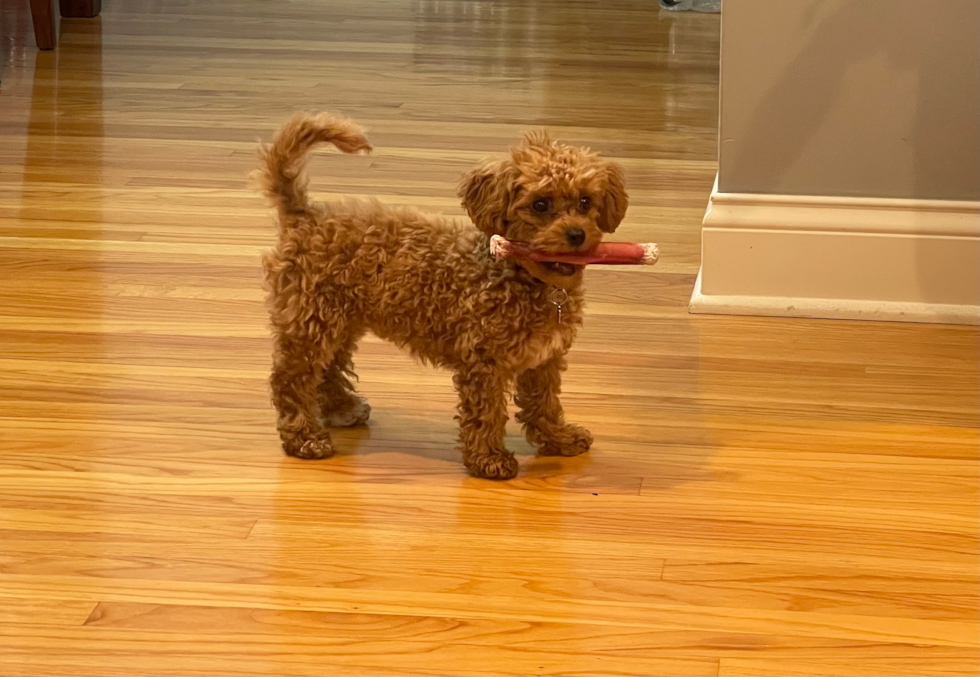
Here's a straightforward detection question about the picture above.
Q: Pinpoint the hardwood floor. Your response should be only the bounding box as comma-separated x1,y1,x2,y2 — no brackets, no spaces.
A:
0,1,977,675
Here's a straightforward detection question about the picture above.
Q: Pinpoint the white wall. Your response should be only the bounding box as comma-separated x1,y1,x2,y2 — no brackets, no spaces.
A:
693,0,979,324
718,0,980,201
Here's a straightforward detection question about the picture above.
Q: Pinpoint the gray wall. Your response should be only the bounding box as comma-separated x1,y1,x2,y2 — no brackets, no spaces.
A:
718,0,980,201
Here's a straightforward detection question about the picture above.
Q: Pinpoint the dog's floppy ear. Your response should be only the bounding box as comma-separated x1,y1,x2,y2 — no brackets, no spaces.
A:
458,159,512,237
598,162,628,233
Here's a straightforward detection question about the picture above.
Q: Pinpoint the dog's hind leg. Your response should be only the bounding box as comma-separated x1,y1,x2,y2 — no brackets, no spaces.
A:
270,332,336,460
318,339,371,428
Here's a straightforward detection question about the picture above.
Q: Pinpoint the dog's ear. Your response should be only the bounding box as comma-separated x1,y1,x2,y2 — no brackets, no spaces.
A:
598,162,628,233
458,160,512,237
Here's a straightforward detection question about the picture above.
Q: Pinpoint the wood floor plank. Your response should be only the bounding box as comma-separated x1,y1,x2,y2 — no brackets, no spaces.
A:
1,537,972,622
0,574,975,649
0,598,96,627
0,507,256,539
719,655,980,677
0,625,719,677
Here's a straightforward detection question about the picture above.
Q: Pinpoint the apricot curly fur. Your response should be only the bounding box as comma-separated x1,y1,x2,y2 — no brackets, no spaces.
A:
257,111,628,479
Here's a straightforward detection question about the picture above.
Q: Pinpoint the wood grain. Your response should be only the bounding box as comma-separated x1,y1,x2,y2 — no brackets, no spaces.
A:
0,0,977,675
0,598,95,627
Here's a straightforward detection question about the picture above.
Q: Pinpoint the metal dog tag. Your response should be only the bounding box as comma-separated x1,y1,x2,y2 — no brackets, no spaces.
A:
550,287,568,324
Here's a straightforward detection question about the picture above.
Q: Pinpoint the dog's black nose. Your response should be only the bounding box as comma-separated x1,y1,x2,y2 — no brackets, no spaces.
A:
565,227,586,248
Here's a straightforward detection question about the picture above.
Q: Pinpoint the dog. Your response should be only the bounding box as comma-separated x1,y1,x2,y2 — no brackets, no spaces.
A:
256,111,628,479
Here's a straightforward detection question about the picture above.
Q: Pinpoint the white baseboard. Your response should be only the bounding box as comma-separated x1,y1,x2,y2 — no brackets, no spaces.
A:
690,178,980,325
689,270,980,324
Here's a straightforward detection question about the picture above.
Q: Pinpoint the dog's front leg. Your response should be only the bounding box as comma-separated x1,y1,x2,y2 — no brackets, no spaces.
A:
453,364,518,479
515,356,593,457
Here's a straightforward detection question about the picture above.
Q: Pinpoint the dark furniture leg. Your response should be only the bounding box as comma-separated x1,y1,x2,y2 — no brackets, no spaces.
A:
59,0,101,18
30,0,57,50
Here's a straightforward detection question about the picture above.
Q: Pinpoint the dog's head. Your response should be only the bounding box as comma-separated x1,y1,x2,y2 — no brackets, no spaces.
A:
458,132,628,288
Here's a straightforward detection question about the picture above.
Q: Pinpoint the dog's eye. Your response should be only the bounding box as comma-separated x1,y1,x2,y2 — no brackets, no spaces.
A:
579,196,592,211
531,198,551,214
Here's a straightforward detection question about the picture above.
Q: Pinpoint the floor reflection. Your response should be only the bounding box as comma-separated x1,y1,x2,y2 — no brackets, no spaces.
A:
24,15,104,192
19,15,107,463
410,0,718,131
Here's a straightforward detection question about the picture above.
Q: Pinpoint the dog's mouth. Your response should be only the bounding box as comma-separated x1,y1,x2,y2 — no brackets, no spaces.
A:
541,261,581,276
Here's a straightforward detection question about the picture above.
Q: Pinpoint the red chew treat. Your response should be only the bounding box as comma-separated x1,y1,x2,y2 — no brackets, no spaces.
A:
490,235,658,266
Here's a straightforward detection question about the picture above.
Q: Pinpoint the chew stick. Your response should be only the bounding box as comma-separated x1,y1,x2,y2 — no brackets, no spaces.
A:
490,235,658,266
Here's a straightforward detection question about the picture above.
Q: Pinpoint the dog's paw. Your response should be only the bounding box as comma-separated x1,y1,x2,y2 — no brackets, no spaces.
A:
537,424,593,457
326,398,371,427
288,437,335,460
466,450,519,480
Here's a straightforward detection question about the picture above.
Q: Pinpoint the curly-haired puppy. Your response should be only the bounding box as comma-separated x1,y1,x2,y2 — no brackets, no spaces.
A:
257,111,627,479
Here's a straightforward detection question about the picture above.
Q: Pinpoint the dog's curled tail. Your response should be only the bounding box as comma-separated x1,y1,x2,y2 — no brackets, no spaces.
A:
256,111,372,216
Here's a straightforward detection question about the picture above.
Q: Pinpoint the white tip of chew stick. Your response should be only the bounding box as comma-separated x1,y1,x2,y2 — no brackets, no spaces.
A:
640,243,659,265
489,234,508,259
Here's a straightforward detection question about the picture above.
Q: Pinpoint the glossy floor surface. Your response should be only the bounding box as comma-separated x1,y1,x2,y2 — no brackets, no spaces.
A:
0,1,978,675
